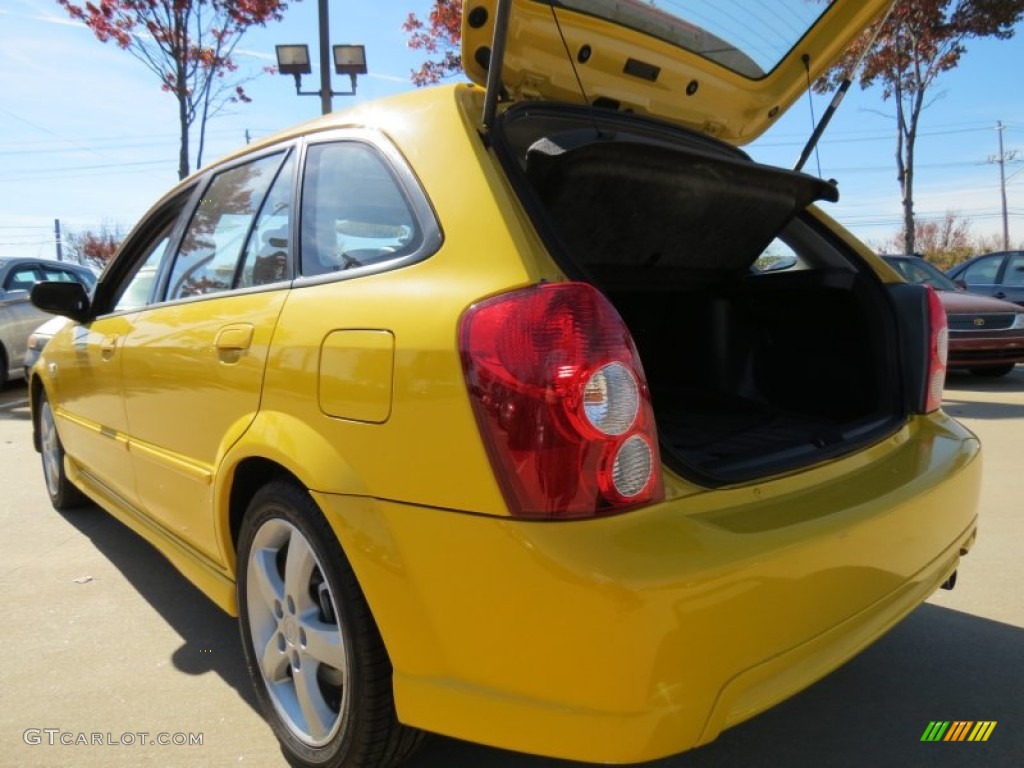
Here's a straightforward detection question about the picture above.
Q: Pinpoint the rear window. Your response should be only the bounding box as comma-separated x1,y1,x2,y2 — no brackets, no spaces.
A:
533,0,832,77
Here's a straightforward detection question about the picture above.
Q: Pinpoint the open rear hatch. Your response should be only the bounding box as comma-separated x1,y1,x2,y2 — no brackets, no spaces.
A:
462,0,893,143
466,0,911,485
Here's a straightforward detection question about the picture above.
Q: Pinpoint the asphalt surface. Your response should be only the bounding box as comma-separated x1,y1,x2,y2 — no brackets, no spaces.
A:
1,368,1022,768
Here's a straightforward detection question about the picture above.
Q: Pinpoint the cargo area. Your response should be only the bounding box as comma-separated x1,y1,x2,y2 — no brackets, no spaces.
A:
496,108,907,483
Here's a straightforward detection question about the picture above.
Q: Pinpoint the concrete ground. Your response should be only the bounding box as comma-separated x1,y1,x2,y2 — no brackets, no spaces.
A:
1,367,1022,768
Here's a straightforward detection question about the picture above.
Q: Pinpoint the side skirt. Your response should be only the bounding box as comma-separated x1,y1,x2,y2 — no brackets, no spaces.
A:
67,458,239,616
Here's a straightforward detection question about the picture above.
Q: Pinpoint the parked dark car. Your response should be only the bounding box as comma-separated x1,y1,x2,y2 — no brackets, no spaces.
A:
884,254,1024,377
0,257,96,385
946,250,1024,307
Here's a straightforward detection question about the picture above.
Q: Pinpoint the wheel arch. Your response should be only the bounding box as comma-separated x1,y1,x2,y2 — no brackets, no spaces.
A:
214,410,367,574
224,456,302,574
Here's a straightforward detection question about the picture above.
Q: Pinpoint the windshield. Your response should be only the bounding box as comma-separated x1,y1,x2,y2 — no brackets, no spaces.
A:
537,0,834,78
883,256,960,292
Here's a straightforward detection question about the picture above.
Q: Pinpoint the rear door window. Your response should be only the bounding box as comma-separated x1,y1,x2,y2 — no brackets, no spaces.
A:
961,254,1002,286
167,152,285,300
236,153,296,288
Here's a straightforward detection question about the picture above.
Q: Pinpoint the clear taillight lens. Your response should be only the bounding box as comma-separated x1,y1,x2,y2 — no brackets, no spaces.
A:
924,285,948,412
583,362,638,435
459,282,663,519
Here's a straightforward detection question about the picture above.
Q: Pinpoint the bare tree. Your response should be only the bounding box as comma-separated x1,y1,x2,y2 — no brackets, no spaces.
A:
818,0,1024,254
59,0,293,180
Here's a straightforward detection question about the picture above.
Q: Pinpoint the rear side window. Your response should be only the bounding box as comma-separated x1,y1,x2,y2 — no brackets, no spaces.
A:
300,142,419,276
1005,253,1024,286
167,152,285,300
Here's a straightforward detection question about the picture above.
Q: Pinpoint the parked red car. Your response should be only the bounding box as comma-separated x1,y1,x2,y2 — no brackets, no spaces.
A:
883,254,1024,377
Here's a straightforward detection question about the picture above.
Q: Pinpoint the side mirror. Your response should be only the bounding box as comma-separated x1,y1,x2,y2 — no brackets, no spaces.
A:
954,278,968,292
30,281,91,323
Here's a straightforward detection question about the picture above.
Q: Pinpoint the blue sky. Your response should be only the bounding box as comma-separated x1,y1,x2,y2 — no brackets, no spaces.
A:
1,0,1021,259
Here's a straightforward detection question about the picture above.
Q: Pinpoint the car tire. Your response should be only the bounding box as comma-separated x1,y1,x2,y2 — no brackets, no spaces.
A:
968,364,1016,378
38,393,89,510
237,481,423,768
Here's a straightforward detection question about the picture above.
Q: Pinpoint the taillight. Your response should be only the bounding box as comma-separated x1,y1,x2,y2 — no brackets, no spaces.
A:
459,283,663,519
924,285,948,412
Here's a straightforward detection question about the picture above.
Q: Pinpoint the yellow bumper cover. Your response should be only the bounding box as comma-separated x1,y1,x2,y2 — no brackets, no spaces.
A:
315,412,980,763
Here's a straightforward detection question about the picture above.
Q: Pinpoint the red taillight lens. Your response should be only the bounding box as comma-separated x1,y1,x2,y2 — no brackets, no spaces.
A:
924,285,948,412
459,283,663,519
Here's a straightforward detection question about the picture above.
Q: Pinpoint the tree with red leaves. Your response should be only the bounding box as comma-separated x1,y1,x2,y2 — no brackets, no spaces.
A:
403,0,462,86
58,0,293,180
817,0,1024,254
65,222,124,268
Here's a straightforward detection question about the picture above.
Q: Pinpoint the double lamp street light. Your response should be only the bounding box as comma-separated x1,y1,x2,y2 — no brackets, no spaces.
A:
274,0,366,115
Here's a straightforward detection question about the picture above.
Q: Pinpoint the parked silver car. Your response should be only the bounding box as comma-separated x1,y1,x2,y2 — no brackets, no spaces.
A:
0,257,96,385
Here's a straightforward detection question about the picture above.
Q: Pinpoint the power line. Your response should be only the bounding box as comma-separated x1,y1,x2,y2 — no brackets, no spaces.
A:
755,125,1000,149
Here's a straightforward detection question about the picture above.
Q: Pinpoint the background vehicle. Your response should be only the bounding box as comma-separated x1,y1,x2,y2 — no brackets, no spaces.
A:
26,2,980,767
884,254,1024,377
23,315,70,379
947,250,1024,306
0,257,95,385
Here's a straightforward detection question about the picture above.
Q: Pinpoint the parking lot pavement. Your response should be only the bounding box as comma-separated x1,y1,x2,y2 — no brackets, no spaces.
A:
2,369,1022,768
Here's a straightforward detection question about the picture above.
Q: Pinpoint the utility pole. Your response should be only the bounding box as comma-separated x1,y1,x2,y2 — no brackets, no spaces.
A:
990,121,1021,251
54,219,63,261
997,121,1009,251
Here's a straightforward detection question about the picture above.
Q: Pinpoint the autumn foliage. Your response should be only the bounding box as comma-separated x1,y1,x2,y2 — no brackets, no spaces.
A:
818,0,1024,254
65,223,124,268
403,0,462,86
58,0,293,179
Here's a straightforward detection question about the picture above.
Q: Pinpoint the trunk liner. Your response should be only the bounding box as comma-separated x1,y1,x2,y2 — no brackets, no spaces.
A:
656,391,842,472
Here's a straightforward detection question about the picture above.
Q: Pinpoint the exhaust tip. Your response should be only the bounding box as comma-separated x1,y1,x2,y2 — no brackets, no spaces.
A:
941,570,957,591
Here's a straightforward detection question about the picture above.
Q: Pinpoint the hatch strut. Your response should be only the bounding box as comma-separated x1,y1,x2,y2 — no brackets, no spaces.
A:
481,0,513,133
793,0,897,173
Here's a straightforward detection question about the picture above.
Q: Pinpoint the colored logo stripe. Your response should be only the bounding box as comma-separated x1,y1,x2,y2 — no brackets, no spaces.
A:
921,721,996,742
968,722,997,742
945,721,973,741
921,722,949,741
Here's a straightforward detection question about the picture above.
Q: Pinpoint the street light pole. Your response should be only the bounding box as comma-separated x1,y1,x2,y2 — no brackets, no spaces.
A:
275,4,366,111
318,0,332,115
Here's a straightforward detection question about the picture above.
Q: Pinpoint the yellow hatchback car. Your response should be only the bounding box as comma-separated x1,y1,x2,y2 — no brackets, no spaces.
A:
29,1,980,767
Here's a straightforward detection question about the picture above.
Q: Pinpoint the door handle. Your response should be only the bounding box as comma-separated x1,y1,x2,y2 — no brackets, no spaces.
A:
100,335,118,359
994,291,1007,299
215,324,254,351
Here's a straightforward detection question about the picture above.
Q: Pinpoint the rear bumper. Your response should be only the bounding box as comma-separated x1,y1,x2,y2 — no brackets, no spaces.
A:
315,411,981,763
